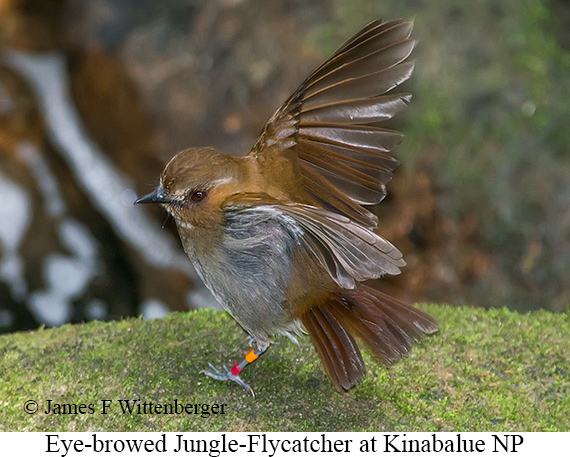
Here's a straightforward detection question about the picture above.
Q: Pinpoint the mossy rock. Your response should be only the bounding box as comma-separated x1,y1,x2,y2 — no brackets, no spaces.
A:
0,305,568,431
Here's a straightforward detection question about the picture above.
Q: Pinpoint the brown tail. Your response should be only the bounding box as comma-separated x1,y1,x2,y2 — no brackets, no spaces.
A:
300,284,438,392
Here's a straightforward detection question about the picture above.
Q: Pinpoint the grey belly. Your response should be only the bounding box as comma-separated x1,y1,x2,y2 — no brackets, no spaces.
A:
187,212,303,343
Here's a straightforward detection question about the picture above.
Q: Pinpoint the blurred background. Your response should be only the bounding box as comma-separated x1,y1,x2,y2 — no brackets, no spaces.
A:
0,0,569,334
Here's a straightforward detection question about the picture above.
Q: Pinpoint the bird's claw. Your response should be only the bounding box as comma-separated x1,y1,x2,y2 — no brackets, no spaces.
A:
201,363,255,397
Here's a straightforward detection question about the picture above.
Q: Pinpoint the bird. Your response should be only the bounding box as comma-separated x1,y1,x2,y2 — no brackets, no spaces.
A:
135,18,438,395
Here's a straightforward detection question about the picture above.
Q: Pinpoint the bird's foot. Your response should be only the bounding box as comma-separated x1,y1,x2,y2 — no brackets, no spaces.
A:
201,362,255,397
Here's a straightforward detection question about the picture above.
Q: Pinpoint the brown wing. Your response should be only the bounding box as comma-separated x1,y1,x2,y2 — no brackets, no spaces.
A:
222,195,406,289
279,204,405,288
248,19,415,229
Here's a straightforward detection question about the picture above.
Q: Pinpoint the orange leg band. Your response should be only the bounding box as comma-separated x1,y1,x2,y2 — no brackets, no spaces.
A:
245,349,259,363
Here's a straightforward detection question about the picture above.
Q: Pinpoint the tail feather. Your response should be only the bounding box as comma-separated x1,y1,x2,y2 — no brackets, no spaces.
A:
301,306,364,392
328,295,408,364
318,306,365,383
358,286,438,337
300,284,438,392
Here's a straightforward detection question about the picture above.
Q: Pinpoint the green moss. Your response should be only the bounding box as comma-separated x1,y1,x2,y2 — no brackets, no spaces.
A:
0,305,568,431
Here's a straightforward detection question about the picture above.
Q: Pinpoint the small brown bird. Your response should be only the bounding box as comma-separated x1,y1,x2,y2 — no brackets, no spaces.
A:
136,19,438,394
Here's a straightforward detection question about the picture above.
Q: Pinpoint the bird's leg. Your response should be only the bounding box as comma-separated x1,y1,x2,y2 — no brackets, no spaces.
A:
201,347,267,397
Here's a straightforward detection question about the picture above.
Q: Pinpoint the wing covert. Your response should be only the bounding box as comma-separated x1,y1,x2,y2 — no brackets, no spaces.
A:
223,196,405,290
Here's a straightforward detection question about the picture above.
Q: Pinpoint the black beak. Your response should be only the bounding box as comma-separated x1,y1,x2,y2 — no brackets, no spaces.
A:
134,187,171,205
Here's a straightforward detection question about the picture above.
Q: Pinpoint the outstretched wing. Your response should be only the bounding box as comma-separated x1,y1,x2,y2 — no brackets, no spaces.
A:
248,19,415,229
223,194,406,289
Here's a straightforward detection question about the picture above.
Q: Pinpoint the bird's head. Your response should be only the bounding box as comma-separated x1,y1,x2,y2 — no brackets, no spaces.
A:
135,147,241,230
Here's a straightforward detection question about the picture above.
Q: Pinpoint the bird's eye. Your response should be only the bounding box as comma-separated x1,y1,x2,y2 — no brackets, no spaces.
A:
190,190,207,202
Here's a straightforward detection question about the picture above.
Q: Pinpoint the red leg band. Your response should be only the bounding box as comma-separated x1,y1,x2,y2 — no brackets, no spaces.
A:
231,363,242,376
